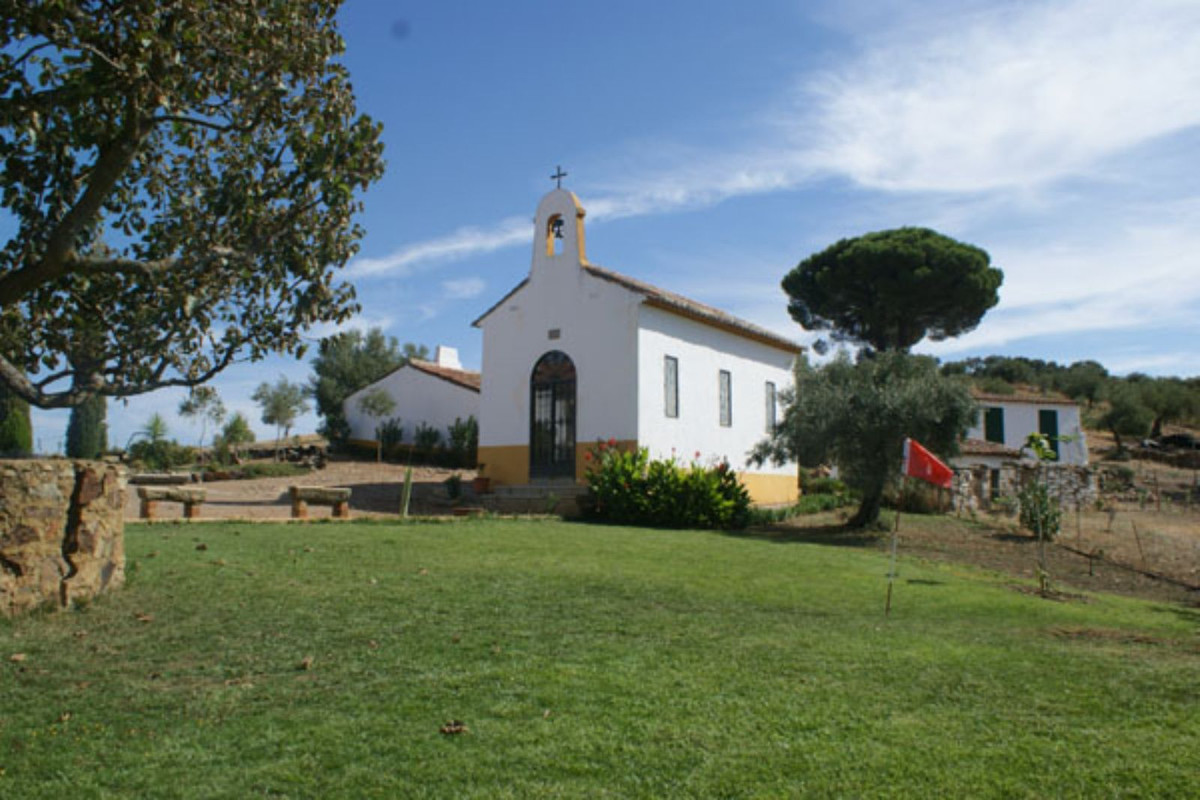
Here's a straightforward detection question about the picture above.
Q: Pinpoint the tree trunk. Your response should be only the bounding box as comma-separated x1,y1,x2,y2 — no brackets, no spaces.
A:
848,480,885,528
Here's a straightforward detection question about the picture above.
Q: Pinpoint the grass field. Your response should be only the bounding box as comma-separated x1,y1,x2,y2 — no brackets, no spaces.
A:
2,518,1198,798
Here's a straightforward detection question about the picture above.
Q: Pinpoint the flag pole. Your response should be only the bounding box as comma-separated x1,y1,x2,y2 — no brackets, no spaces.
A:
885,507,900,616
885,482,901,617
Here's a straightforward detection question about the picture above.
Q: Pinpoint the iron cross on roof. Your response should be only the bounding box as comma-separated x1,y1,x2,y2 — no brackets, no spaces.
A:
550,165,567,188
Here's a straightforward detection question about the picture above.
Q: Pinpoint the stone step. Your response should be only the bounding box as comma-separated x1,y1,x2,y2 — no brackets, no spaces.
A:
490,482,587,499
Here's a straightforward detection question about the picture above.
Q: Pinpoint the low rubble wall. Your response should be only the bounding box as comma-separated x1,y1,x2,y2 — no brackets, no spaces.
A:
1,459,126,617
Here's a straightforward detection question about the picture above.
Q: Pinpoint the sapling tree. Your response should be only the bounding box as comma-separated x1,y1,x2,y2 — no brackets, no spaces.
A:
356,387,397,462
178,386,226,448
1020,432,1067,595
252,377,309,449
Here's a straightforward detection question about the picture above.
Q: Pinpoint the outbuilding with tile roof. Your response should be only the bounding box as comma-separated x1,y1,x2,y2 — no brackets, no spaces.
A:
343,346,480,449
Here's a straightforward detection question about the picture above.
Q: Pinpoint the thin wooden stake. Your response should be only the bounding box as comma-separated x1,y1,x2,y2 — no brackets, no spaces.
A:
1131,519,1147,569
885,509,901,617
400,466,414,518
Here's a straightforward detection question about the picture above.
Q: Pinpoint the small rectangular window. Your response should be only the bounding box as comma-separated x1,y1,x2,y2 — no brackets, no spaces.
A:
765,381,777,433
719,370,732,427
664,356,679,418
984,407,1004,444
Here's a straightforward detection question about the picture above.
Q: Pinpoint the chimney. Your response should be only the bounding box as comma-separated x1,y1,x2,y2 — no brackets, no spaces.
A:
435,346,462,369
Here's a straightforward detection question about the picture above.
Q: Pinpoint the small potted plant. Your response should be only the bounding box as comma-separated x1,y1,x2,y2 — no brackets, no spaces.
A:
471,465,491,494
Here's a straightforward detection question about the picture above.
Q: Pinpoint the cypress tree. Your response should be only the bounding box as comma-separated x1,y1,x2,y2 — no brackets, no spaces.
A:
66,394,108,459
0,384,33,456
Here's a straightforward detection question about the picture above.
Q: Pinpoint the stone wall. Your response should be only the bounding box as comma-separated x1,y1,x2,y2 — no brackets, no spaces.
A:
954,462,1097,515
1,459,126,617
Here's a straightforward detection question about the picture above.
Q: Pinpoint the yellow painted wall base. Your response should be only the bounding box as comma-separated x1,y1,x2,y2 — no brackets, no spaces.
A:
480,440,639,487
739,471,800,506
477,445,530,486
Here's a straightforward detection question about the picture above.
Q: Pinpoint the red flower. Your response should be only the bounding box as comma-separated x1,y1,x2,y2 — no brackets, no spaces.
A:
607,437,617,447
694,450,702,460
584,451,592,462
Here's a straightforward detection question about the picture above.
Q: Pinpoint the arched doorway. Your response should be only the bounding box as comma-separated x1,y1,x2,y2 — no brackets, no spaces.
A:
530,350,576,479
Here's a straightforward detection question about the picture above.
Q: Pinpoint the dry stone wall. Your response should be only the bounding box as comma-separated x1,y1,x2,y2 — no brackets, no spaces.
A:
953,462,1096,514
1,459,126,617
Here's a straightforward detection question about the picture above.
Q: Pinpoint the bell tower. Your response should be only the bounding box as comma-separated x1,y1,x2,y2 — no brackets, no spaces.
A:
530,166,586,279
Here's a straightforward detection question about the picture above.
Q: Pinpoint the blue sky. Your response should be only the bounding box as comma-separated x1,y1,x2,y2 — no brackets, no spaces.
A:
29,0,1200,452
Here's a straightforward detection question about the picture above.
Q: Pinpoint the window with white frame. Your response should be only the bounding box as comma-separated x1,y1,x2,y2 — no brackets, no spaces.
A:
664,355,679,418
718,370,732,427
765,381,777,433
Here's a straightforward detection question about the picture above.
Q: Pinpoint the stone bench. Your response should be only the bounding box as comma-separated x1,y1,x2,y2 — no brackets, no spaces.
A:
289,486,352,520
137,487,207,520
130,472,193,486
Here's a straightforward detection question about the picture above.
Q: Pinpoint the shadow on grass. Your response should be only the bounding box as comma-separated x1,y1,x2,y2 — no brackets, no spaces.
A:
989,532,1036,544
728,522,885,548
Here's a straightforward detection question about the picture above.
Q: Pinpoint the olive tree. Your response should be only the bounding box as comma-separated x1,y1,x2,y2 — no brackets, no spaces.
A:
0,1,384,408
783,228,1002,353
752,351,976,528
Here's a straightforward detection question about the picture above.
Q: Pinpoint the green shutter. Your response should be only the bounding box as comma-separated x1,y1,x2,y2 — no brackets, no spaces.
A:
984,407,1004,444
1038,409,1060,459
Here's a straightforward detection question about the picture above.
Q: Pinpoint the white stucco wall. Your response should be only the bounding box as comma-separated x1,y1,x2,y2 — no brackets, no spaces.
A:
636,305,796,475
477,190,640,449
477,267,640,448
343,366,479,444
966,400,1088,466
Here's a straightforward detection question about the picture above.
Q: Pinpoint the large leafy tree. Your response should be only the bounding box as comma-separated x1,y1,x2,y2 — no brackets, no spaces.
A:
752,352,976,528
783,228,1002,352
308,328,427,444
0,1,384,408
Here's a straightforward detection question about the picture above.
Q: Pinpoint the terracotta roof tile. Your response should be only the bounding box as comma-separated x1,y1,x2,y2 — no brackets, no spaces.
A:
584,264,803,353
958,438,1023,457
408,359,481,392
970,388,1077,406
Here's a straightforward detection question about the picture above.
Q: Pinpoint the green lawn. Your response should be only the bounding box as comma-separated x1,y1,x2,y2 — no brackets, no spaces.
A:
2,518,1197,798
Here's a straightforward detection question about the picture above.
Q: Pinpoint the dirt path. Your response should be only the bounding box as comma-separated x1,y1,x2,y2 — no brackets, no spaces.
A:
125,460,476,521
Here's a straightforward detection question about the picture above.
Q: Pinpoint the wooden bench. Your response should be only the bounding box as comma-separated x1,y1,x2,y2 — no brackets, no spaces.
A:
137,487,207,520
289,486,352,520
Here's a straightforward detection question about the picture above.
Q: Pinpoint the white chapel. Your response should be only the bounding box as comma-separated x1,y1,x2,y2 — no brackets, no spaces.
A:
471,187,801,505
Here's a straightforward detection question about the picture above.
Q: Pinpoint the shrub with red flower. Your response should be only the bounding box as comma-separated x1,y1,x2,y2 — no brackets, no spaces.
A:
582,439,749,529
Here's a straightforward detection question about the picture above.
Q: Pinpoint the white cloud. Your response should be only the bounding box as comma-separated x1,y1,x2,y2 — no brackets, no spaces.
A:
807,0,1200,191
346,216,530,279
304,312,395,342
338,0,1200,381
441,277,486,299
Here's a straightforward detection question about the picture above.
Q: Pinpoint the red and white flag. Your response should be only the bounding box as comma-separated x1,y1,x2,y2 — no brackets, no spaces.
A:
902,438,953,489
